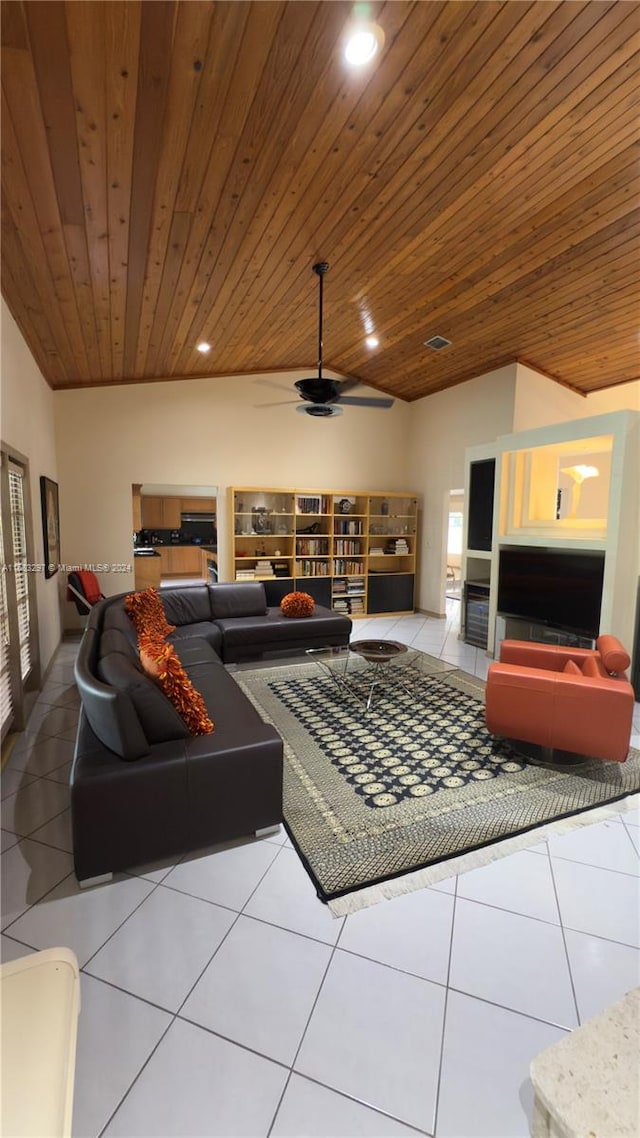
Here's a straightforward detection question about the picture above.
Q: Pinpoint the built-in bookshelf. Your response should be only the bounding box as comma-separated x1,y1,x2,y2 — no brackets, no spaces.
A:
228,487,418,615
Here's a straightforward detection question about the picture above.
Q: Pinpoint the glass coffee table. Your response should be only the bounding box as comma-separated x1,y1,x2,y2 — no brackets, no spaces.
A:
306,640,457,714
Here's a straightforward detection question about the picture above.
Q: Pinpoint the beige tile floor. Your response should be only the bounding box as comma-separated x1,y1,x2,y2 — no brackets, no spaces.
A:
2,600,639,1138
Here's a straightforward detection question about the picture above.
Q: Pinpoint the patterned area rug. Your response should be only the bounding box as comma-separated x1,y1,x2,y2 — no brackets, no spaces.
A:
236,657,640,911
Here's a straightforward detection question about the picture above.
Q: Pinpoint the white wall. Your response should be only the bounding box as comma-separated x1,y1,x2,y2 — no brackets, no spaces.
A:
407,365,517,615
53,371,412,618
1,299,61,671
513,363,640,432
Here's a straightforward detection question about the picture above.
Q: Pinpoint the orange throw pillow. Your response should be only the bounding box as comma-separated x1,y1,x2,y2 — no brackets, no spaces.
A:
280,591,315,618
125,588,175,638
138,630,214,735
581,655,601,678
562,659,581,676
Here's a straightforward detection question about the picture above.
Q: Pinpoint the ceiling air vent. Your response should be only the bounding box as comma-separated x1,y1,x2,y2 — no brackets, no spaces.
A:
424,335,452,350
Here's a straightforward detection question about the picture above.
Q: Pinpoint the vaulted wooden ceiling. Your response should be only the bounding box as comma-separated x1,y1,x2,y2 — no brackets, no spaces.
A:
1,0,638,399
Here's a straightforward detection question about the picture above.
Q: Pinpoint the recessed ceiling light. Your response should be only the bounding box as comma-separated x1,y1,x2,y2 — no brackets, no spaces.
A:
196,342,211,353
344,23,384,67
365,335,379,349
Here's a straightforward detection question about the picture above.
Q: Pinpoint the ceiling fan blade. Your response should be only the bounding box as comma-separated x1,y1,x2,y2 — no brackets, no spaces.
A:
336,395,395,408
254,378,291,393
336,378,362,395
254,399,300,408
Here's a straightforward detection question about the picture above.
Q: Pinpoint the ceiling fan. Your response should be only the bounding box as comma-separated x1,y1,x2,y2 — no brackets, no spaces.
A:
292,262,395,418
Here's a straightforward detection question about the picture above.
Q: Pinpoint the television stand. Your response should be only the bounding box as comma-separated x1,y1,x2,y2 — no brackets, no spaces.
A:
495,614,595,658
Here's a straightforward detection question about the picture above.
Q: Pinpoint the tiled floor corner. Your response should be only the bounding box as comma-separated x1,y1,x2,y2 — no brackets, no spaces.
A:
2,604,639,1138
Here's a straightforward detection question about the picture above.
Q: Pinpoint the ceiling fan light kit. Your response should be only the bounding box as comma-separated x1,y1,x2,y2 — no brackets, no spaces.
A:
296,403,343,418
295,262,394,417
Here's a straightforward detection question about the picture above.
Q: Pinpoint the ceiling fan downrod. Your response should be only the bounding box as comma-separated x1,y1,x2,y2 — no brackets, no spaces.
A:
312,261,329,381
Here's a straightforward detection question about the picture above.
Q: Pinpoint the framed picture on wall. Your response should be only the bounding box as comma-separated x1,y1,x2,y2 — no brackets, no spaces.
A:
40,476,60,578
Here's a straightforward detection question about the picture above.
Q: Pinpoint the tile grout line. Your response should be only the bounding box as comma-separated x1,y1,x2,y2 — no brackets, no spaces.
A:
431,872,458,1138
265,924,345,1138
546,846,582,1028
95,842,292,1137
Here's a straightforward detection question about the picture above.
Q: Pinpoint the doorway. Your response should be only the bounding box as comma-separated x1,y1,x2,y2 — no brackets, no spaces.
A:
132,483,218,589
446,490,464,600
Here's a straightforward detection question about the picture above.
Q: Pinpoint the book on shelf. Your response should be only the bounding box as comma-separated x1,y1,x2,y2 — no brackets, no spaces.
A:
235,570,255,580
295,559,329,576
254,559,275,578
296,494,330,515
334,539,363,556
334,519,363,535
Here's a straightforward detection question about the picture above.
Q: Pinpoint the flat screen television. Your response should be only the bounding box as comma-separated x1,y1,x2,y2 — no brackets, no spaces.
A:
497,547,604,639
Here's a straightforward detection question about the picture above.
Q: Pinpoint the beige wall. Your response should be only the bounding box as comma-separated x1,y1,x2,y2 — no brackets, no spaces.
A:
54,371,412,619
1,299,61,671
513,363,640,432
407,365,517,615
3,294,635,646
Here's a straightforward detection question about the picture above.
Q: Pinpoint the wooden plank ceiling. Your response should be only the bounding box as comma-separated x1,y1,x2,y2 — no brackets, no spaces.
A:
1,0,638,399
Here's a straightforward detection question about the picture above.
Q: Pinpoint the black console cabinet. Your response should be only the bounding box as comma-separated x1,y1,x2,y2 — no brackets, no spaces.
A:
463,580,490,648
367,573,415,614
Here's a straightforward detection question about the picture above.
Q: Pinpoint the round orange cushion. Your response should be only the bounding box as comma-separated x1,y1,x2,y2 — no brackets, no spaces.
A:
280,591,314,618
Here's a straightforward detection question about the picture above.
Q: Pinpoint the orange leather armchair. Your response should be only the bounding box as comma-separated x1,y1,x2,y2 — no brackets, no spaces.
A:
485,635,635,763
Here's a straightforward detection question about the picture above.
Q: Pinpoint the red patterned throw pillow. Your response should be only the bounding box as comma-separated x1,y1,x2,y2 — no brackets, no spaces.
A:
280,591,315,618
125,587,176,638
138,630,214,735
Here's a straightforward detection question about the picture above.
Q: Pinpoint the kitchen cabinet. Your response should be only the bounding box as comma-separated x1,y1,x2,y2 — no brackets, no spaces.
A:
157,549,173,577
140,495,216,530
180,497,215,514
141,496,165,529
132,484,142,531
157,546,204,578
170,547,202,575
140,496,182,528
162,498,182,528
134,555,161,591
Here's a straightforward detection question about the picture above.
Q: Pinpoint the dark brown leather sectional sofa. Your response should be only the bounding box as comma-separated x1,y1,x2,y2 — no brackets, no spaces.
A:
71,582,351,881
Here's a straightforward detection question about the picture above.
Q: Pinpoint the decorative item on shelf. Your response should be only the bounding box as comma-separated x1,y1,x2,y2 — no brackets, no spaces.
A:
252,506,272,534
380,499,389,516
338,498,353,514
298,521,321,535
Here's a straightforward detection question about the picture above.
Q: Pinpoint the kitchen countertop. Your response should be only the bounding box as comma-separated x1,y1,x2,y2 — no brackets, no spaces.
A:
149,542,217,550
134,544,217,555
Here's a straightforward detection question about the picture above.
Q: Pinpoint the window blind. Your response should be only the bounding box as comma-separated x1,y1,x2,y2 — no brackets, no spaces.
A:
0,508,13,737
8,463,31,681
